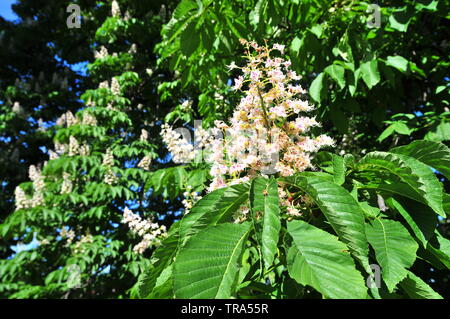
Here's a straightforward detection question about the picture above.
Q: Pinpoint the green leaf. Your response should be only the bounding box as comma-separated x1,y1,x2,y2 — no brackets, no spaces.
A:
425,231,450,269
180,22,200,56
332,154,346,185
284,175,369,268
173,222,251,298
290,36,302,54
377,124,396,142
249,177,281,269
365,219,419,292
360,60,380,89
179,183,250,245
389,6,414,32
135,224,180,298
399,271,443,299
358,152,445,217
391,140,450,180
425,122,450,142
173,0,198,20
309,72,324,102
385,55,409,73
386,197,437,247
415,0,438,12
287,220,367,299
324,64,346,89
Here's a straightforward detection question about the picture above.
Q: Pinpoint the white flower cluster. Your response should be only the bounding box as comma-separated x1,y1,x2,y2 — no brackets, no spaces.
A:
56,111,78,127
129,43,137,54
111,0,121,17
14,166,46,210
12,101,24,115
121,208,167,254
137,155,152,171
232,205,250,223
103,148,118,185
94,46,109,59
14,186,30,210
124,10,132,21
73,234,94,254
182,185,202,214
102,148,115,166
206,40,334,192
61,172,73,194
99,80,109,89
68,136,80,156
140,129,148,142
82,112,97,126
110,77,121,96
60,227,76,245
160,124,196,163
194,127,213,148
180,100,193,111
39,238,50,245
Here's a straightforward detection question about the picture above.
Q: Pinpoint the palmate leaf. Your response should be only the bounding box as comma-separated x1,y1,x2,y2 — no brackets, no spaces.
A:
283,175,369,269
286,220,367,299
365,219,418,292
249,177,281,269
391,139,450,180
358,151,444,217
399,271,443,299
173,223,251,299
179,183,250,246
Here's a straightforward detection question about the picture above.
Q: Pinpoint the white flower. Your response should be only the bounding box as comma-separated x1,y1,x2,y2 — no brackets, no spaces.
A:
111,0,121,17
110,77,121,95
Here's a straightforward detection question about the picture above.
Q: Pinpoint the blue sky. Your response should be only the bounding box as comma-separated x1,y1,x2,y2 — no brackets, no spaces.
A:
0,0,17,21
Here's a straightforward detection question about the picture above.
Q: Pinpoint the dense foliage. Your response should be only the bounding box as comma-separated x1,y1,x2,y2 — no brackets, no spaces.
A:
0,0,448,299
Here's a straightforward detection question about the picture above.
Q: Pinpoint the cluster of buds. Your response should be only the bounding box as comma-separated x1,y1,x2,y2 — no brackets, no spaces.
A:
121,208,167,254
